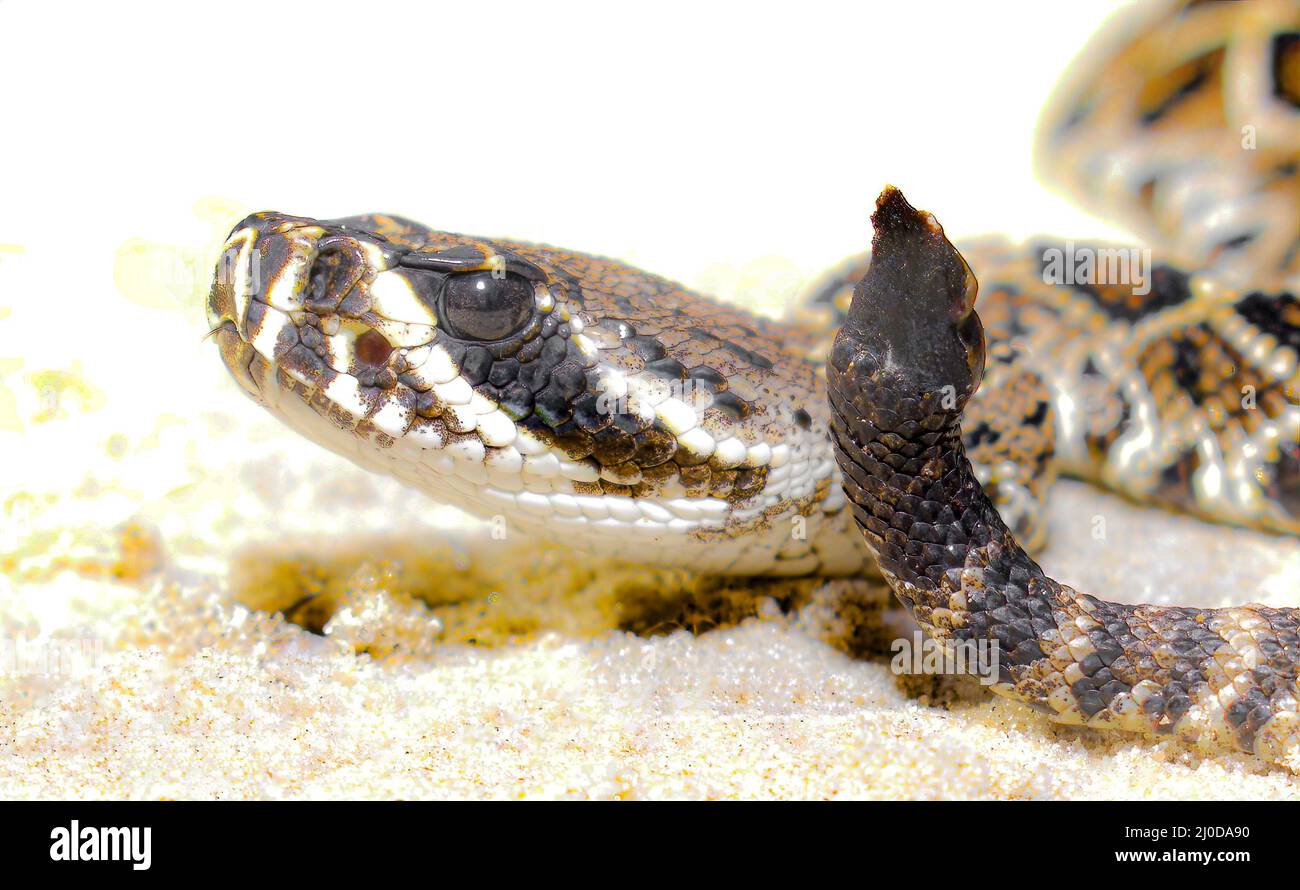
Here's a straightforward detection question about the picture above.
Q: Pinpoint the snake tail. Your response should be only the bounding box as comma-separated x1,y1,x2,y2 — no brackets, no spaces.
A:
827,187,1300,764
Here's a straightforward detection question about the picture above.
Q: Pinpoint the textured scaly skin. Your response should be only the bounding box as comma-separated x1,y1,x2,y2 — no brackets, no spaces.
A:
1037,0,1300,282
806,0,1300,535
828,189,1300,766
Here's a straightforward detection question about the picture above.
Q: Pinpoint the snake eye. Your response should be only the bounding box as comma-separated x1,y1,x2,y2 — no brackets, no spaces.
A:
440,271,535,341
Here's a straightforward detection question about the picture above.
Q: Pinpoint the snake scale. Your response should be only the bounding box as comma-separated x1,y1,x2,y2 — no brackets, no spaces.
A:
208,1,1300,765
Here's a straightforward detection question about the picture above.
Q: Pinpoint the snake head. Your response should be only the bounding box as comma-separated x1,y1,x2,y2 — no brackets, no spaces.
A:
830,187,985,413
206,211,554,407
206,209,839,572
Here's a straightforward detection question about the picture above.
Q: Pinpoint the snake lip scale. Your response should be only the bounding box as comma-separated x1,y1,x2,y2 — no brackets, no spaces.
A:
208,1,1300,765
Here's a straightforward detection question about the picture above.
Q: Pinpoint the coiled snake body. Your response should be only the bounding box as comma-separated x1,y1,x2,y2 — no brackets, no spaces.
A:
209,1,1300,764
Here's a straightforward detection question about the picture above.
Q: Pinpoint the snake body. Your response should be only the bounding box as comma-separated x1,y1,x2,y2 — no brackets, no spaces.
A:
831,187,1300,764
208,1,1300,763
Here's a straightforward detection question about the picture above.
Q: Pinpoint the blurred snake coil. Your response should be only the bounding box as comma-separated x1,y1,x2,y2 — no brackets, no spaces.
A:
207,2,1300,765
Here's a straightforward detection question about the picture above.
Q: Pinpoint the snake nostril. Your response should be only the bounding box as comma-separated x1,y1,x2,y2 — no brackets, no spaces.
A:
356,329,394,366
305,241,366,314
308,262,329,304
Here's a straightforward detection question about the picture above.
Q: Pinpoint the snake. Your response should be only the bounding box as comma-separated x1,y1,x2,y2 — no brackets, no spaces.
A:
207,1,1300,765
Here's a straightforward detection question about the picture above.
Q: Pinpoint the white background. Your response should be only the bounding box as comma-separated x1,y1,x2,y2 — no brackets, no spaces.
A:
0,0,1136,321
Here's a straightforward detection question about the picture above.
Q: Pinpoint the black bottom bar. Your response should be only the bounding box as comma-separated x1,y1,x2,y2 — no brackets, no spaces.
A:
0,801,1282,875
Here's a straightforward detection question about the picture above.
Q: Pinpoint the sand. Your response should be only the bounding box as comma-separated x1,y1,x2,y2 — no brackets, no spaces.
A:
2,230,1299,800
